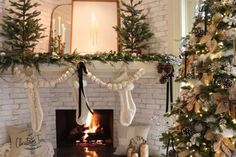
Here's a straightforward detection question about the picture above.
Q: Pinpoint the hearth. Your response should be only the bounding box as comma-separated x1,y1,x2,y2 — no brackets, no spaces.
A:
56,109,113,148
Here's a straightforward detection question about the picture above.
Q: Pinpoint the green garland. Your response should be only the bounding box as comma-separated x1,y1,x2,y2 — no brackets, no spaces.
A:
0,51,170,72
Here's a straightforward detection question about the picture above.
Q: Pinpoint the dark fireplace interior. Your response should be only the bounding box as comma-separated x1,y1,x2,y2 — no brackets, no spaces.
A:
56,109,113,148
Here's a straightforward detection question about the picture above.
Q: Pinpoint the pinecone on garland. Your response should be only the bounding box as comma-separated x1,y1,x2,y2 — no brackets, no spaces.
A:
182,127,195,137
157,63,164,73
222,79,234,89
193,27,205,38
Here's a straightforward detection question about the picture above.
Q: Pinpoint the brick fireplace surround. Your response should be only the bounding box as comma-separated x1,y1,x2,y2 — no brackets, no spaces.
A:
0,0,172,156
0,63,169,156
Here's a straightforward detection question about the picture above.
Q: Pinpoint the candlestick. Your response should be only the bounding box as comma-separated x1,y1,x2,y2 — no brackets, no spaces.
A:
91,11,98,52
58,16,61,36
52,18,55,38
62,24,66,43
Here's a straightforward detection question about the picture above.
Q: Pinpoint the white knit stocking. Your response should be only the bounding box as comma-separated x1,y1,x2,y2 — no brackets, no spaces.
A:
25,82,43,132
118,83,136,126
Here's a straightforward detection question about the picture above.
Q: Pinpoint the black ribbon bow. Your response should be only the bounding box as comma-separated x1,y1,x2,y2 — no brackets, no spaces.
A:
166,72,174,113
77,62,93,118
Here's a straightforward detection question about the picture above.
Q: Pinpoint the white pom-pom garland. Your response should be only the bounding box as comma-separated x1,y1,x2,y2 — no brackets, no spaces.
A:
85,68,145,91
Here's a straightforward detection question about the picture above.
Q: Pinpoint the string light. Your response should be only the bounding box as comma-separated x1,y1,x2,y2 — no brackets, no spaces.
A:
232,119,236,124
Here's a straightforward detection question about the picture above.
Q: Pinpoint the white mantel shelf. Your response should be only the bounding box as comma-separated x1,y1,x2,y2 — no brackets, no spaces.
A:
2,61,161,79
38,61,160,78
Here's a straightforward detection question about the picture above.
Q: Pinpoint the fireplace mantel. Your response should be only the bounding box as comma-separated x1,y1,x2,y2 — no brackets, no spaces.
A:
6,61,160,78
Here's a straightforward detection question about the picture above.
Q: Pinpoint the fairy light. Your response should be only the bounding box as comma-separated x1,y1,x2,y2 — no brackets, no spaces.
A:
203,107,209,112
190,84,194,88
232,119,236,124
186,115,189,118
200,114,203,117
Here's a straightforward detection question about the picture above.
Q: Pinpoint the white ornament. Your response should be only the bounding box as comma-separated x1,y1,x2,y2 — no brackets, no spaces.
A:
223,13,236,26
225,28,236,38
0,52,6,56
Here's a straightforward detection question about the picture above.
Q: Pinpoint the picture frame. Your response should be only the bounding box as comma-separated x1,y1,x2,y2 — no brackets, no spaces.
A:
71,0,119,54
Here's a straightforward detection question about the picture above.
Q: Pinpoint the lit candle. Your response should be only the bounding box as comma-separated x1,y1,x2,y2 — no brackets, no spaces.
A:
132,153,139,157
91,11,98,52
62,24,66,43
91,11,97,29
52,18,55,38
58,16,61,36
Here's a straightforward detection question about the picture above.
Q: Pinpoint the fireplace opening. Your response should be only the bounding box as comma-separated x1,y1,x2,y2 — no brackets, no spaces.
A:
56,109,113,148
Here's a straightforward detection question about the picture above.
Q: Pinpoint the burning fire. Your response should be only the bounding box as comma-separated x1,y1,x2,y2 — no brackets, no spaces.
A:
83,113,100,140
85,148,98,157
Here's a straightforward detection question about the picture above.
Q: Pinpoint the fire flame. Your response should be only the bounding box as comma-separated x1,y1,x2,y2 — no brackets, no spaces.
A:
85,148,98,157
83,112,100,140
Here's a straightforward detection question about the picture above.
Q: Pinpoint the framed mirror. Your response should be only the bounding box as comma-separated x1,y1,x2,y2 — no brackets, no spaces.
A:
51,4,72,53
50,0,119,54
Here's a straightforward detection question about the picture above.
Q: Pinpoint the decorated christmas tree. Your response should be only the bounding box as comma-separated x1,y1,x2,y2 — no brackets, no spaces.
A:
1,0,46,54
161,0,236,156
114,0,154,54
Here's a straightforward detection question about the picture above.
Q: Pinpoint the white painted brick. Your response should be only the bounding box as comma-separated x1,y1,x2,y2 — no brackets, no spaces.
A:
0,0,170,154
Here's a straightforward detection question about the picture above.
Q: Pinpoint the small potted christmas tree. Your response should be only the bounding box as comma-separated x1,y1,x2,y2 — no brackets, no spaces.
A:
114,0,154,54
1,0,46,54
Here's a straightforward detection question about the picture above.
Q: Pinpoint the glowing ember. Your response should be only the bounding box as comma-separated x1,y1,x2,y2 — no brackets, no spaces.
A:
84,148,98,157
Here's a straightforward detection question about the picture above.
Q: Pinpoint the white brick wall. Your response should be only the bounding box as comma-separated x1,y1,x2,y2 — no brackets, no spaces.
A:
0,72,169,156
0,0,171,156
